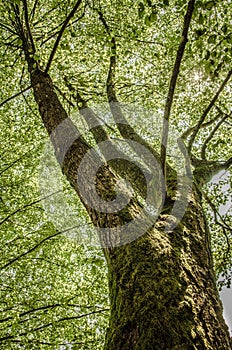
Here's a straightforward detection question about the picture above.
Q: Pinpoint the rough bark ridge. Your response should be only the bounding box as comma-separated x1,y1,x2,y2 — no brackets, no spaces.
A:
28,67,232,349
30,68,144,248
104,187,232,350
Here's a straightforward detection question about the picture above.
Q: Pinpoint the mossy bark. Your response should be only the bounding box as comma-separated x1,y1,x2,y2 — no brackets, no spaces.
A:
29,68,232,350
103,187,232,350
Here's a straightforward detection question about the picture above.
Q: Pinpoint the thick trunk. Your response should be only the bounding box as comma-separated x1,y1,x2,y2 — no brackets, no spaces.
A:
29,68,231,349
30,68,150,250
103,187,232,350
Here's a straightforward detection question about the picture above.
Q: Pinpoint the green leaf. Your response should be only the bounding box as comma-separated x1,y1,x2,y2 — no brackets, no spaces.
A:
204,1,215,10
34,54,40,62
204,50,210,60
163,0,169,6
221,25,227,34
199,13,204,25
149,11,157,23
16,38,23,46
138,2,145,18
208,34,216,44
144,15,151,26
195,29,206,38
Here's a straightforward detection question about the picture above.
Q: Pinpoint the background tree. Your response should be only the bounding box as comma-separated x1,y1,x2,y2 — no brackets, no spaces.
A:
0,0,232,349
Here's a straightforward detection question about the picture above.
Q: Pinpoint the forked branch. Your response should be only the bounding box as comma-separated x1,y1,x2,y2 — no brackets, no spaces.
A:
192,157,232,185
202,189,231,257
98,10,162,166
181,112,223,139
64,79,149,198
188,69,232,153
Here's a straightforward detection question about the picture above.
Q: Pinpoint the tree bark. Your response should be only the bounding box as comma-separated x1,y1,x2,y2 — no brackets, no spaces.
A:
103,186,232,349
29,68,232,350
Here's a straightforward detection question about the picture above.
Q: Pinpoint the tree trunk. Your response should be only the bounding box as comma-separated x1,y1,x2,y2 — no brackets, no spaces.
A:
29,68,232,350
103,186,232,350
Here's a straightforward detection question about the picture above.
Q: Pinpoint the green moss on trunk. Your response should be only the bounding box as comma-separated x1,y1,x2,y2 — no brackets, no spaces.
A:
103,188,232,350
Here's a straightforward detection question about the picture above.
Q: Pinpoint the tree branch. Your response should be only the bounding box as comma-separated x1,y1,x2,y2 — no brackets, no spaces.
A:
0,309,109,342
201,114,229,159
22,0,35,53
0,191,61,228
45,0,83,73
181,112,223,139
64,79,149,198
64,77,110,142
98,11,162,167
30,0,39,21
192,157,232,185
188,69,232,153
0,86,32,107
97,10,180,202
202,190,231,259
0,223,87,270
160,0,195,187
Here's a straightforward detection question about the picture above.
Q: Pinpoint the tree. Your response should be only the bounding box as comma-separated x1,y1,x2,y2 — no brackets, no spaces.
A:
0,0,232,349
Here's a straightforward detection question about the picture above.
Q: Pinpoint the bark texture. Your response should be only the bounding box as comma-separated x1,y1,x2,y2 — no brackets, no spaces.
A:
103,187,232,350
29,68,232,350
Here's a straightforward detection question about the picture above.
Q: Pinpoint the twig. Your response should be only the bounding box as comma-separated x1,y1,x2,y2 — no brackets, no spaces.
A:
33,7,57,27
0,143,42,175
0,86,32,107
0,309,109,342
202,189,231,260
0,191,61,227
0,223,88,270
128,37,164,46
11,3,24,38
40,13,85,46
0,21,17,35
54,84,75,107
